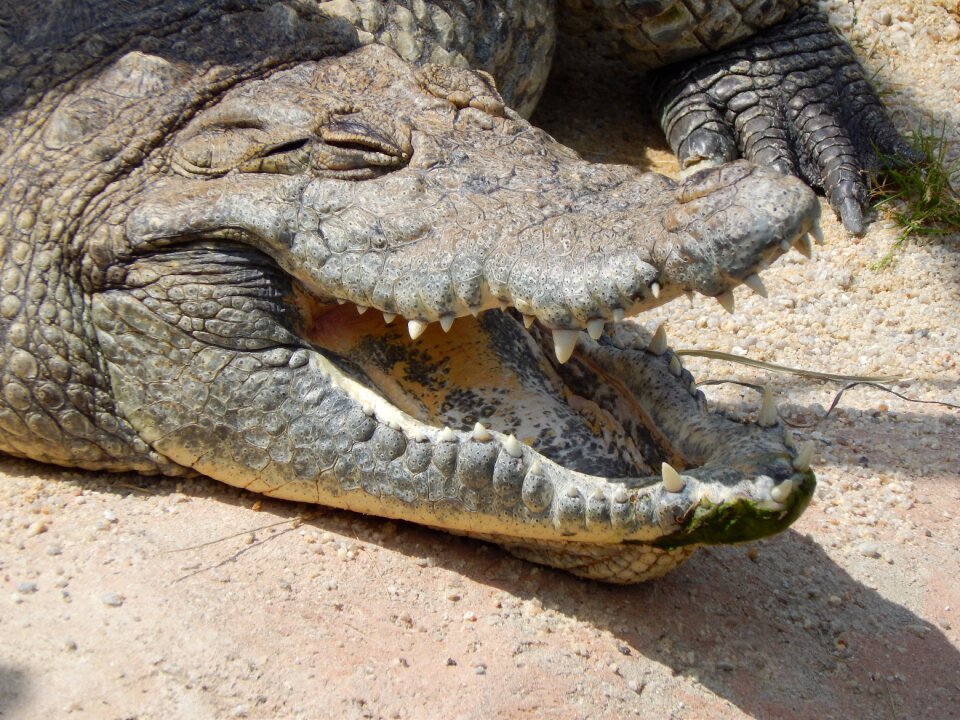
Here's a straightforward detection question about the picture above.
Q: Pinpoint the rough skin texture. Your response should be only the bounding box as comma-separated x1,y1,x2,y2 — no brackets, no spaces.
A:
0,0,910,581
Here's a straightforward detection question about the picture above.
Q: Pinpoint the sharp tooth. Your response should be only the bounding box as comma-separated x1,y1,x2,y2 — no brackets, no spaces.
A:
437,426,457,442
439,314,455,332
783,429,796,450
661,462,684,493
528,459,542,475
668,354,682,376
688,379,697,395
810,222,825,245
613,489,629,504
387,420,401,431
383,312,397,324
716,290,735,314
552,329,579,364
795,234,813,258
503,434,523,459
586,318,605,340
499,299,509,311
792,441,814,471
471,422,492,442
612,308,625,322
648,324,668,355
780,240,791,252
565,486,581,499
412,429,428,442
361,403,375,417
650,281,661,299
337,298,346,305
356,304,368,315
469,305,480,317
743,273,767,298
408,319,428,339
684,290,695,304
770,478,794,503
757,387,778,427
523,314,535,329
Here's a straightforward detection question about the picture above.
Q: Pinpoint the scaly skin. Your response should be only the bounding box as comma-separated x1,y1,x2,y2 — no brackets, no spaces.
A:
0,0,906,581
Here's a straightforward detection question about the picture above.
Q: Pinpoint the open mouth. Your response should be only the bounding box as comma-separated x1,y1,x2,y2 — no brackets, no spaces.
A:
292,289,816,578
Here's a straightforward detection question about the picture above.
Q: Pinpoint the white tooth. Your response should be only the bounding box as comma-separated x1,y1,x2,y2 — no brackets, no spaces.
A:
661,462,684,493
780,240,791,252
743,273,767,298
648,325,668,355
586,318,605,340
412,429,428,442
528,459,542,475
361,403,375,417
792,441,814,471
590,488,604,501
612,308,625,322
688,379,697,395
565,486,581,499
499,299,509,311
650,281,661,299
337,298,346,305
716,290,735,314
668,355,682,376
810,222,825,245
503,434,523,458
469,305,481,317
795,234,813,258
387,420,401,431
613,489,629,504
439,314,455,333
471,422,492,442
437,426,457,442
770,478,794,503
383,312,397,325
757,387,778,427
357,304,368,315
523,314,536,329
408,319,428,339
783,429,796,450
553,329,579,364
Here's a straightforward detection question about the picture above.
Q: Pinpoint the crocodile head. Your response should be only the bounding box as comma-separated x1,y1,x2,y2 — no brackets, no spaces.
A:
18,42,820,582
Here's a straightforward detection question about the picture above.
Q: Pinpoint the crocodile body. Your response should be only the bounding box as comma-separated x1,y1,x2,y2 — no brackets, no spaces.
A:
0,1,909,581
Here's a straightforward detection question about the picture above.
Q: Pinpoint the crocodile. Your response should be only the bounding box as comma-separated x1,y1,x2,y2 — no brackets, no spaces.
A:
0,1,913,582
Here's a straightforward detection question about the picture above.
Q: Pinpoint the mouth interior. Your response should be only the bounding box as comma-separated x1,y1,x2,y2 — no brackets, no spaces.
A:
301,300,682,480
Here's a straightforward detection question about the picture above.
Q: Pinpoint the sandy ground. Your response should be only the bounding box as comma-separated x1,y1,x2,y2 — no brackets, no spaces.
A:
2,2,959,718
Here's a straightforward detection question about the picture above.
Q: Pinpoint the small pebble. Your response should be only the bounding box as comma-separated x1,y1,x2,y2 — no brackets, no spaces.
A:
16,582,38,594
858,541,882,559
26,521,47,536
101,592,125,607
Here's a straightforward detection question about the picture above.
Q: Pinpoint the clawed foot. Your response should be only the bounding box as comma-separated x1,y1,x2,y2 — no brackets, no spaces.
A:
653,6,922,235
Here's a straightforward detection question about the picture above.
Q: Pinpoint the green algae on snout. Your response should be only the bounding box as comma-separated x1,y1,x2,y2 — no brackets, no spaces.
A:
652,469,816,549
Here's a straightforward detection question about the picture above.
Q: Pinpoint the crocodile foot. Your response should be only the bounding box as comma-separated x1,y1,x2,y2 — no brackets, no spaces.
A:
653,6,922,235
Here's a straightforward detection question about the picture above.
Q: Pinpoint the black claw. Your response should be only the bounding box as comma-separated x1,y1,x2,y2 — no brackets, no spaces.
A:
839,197,864,236
678,127,737,169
